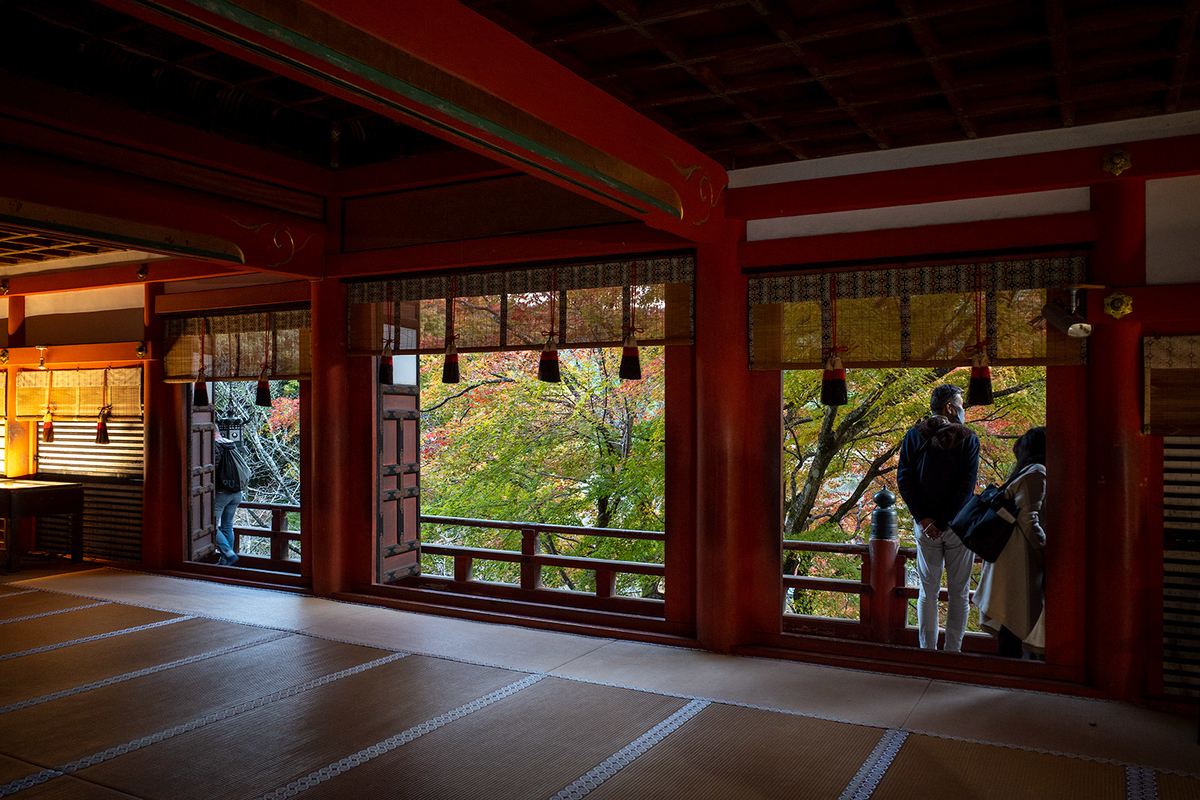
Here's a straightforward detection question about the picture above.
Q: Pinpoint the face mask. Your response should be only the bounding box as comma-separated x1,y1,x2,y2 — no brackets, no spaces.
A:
954,408,966,425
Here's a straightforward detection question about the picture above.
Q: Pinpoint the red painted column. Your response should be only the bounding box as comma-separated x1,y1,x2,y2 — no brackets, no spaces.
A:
141,281,183,570
1085,179,1153,699
694,223,781,650
309,278,375,596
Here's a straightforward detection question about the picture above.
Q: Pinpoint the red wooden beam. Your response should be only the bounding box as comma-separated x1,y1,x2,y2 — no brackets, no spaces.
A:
738,211,1100,269
329,150,517,198
325,223,692,277
0,146,325,277
727,133,1200,220
95,0,727,241
154,281,312,315
1086,283,1200,325
3,260,245,297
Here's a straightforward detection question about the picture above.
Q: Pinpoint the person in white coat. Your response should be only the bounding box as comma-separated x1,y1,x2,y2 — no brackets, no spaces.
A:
973,426,1047,658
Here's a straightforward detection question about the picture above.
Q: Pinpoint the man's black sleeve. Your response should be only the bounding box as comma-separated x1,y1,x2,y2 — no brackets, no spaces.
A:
896,430,928,523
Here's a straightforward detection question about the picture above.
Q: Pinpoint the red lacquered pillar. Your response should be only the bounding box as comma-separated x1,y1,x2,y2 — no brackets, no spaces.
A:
141,281,183,570
694,223,781,651
1085,178,1153,699
309,278,375,597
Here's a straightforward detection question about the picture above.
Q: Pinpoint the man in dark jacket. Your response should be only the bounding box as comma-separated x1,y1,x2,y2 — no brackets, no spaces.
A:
897,384,980,651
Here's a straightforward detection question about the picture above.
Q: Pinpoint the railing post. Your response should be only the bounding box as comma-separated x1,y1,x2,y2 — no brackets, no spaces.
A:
868,488,900,644
520,528,541,591
271,507,285,562
595,569,616,598
454,555,473,583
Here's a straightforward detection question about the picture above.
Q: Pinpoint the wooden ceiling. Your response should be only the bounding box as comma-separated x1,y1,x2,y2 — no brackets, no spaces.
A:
468,0,1200,169
0,0,456,170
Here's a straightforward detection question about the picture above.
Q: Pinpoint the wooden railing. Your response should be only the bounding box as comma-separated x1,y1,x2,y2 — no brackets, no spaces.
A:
419,515,665,605
231,501,301,573
784,538,989,648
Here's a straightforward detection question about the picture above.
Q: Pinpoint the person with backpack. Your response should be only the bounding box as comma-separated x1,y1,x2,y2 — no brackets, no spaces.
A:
213,433,247,566
973,427,1047,658
896,383,980,652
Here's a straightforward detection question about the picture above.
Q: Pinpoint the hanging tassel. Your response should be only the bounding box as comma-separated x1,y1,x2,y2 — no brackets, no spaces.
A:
442,340,460,384
538,337,561,383
193,369,210,407
820,354,848,406
42,410,54,443
96,406,111,445
378,344,394,385
255,368,271,407
619,333,641,381
968,350,994,406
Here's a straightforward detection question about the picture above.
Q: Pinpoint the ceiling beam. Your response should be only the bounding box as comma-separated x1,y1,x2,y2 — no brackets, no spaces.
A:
1165,0,1200,112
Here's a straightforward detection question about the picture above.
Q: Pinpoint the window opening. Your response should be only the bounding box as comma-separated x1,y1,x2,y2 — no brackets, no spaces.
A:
782,364,1046,646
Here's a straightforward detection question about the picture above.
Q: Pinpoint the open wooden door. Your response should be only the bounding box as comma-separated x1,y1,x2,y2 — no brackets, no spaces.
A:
377,379,420,584
187,391,217,561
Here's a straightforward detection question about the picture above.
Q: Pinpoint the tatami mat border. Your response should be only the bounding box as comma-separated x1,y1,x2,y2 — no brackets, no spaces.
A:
0,590,36,599
0,631,292,715
1126,766,1159,800
256,675,546,800
0,602,109,625
14,576,1200,782
0,652,410,797
0,616,192,662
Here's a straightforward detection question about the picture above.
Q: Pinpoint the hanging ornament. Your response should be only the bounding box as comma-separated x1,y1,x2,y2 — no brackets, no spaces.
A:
42,372,55,442
619,264,643,381
96,369,111,445
442,277,460,383
967,267,994,407
255,314,272,407
193,317,210,406
820,275,848,406
538,337,561,383
379,280,394,385
538,269,561,383
96,406,111,445
378,343,394,385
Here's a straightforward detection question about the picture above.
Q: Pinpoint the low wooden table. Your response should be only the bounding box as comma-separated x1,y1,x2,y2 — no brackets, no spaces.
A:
0,479,85,573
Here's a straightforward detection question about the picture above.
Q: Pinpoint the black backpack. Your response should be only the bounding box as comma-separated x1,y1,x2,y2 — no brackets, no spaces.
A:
215,442,241,493
949,473,1021,562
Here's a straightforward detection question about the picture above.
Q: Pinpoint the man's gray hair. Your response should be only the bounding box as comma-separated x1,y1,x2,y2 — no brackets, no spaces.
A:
930,384,963,414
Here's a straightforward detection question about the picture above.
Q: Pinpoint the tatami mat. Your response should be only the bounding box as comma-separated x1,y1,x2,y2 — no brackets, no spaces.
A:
18,775,141,799
873,734,1128,800
75,656,526,800
0,635,389,766
585,702,885,800
0,603,182,658
5,569,1197,800
292,677,690,800
0,616,277,709
0,591,102,621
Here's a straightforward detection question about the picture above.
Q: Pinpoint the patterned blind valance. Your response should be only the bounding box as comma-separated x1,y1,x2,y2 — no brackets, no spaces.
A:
748,254,1088,370
16,367,143,419
346,255,695,355
162,310,311,383
1144,335,1200,435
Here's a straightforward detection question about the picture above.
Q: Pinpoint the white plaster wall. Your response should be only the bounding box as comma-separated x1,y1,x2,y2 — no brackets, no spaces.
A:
746,188,1090,241
25,284,145,315
1146,175,1200,286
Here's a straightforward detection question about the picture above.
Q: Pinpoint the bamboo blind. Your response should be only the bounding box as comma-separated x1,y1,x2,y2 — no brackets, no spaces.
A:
16,367,142,419
346,255,694,355
163,310,311,382
748,254,1088,370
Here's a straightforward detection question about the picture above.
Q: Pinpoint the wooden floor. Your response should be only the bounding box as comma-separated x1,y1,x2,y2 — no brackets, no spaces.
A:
0,567,1196,799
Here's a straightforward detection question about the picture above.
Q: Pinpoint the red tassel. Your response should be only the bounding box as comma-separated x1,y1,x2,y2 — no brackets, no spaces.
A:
378,345,394,385
619,334,641,381
96,408,110,445
968,352,994,406
538,338,560,383
255,369,271,407
820,355,848,406
42,411,54,444
193,372,210,407
442,341,460,384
